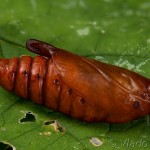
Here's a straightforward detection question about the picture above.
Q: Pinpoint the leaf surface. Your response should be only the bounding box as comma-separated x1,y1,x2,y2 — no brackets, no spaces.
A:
0,0,150,150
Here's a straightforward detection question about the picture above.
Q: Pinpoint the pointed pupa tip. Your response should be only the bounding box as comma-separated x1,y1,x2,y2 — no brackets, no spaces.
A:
26,39,59,57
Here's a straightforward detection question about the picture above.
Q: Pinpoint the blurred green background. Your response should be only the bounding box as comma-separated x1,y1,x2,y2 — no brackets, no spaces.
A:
0,0,150,150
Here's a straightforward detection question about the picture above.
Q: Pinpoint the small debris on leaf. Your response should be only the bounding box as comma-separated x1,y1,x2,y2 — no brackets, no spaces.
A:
90,137,103,147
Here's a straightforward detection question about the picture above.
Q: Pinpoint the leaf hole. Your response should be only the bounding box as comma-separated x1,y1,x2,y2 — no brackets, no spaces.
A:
20,112,36,123
0,141,15,150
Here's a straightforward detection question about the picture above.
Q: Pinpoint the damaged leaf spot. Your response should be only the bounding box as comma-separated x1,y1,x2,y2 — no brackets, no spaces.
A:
0,141,15,150
44,120,65,133
0,127,6,131
44,120,55,125
20,112,36,123
39,132,51,136
90,137,103,147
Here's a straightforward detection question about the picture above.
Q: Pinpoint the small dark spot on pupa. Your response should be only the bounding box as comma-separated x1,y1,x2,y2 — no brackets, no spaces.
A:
54,79,59,85
134,101,139,109
80,98,85,104
67,88,73,95
36,74,41,80
22,70,28,77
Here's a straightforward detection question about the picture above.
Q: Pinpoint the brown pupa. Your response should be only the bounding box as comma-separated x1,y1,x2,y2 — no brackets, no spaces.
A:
0,39,149,123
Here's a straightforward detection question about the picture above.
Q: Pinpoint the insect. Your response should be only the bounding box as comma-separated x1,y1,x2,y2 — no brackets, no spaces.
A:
0,39,149,123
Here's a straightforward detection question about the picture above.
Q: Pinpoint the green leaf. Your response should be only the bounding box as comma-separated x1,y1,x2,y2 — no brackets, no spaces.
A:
0,0,150,150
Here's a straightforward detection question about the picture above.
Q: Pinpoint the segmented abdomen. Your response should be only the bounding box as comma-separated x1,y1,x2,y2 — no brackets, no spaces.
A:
0,56,94,121
0,56,46,101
